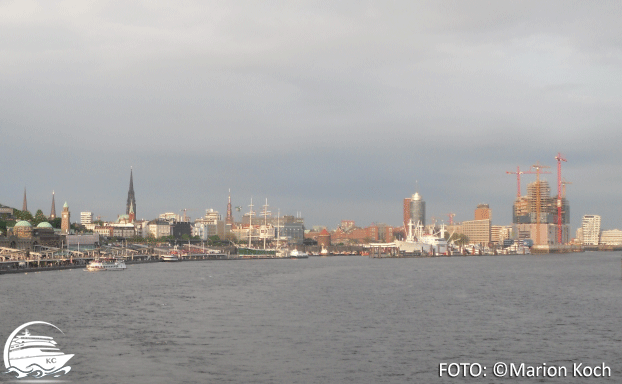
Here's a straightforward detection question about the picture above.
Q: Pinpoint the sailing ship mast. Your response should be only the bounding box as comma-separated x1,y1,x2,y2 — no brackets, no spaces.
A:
247,198,255,248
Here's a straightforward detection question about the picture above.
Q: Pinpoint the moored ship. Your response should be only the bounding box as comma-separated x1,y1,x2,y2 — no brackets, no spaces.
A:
161,254,180,262
86,259,126,271
289,249,309,259
394,219,427,254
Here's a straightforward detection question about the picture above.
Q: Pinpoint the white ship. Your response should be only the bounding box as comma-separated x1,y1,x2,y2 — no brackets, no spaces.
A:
161,254,180,262
289,249,309,259
7,329,73,373
86,258,127,271
394,220,427,254
419,223,450,255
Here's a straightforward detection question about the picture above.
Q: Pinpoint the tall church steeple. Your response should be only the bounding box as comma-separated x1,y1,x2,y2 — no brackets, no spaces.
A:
126,167,136,218
128,201,135,223
22,188,28,212
50,191,56,219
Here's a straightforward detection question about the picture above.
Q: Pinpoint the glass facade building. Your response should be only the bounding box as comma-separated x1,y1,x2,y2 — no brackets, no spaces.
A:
409,193,425,226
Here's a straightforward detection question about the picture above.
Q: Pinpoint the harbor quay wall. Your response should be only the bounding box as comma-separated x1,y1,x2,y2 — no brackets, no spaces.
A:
586,245,622,252
531,245,584,254
293,245,365,254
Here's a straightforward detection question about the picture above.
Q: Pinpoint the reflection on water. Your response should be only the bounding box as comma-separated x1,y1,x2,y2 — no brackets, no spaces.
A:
1,253,621,383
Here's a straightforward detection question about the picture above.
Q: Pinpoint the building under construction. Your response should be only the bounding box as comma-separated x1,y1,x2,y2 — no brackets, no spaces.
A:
512,179,570,244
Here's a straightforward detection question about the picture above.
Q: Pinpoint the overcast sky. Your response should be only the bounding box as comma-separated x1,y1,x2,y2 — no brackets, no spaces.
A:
2,1,622,233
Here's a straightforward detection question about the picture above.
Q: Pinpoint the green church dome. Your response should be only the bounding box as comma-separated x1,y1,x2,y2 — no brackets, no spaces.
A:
37,222,53,228
14,220,32,227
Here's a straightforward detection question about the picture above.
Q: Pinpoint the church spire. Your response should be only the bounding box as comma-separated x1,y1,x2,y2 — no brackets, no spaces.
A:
128,200,135,223
50,190,56,219
126,167,136,218
22,187,27,212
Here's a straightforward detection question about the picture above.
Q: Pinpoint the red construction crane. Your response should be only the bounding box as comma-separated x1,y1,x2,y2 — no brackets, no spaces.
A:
506,166,535,199
555,153,567,244
447,212,455,226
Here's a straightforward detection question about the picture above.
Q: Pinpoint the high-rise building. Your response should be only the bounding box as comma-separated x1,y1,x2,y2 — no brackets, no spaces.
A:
475,204,491,220
409,192,425,226
49,191,56,219
403,197,411,228
581,215,601,246
126,167,136,218
61,202,71,235
81,212,93,225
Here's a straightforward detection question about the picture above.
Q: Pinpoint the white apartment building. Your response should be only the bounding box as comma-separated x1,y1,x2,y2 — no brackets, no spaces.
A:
581,215,601,246
81,212,93,225
599,229,622,245
159,212,181,222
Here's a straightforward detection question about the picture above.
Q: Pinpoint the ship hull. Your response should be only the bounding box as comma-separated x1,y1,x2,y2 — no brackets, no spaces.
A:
9,353,73,372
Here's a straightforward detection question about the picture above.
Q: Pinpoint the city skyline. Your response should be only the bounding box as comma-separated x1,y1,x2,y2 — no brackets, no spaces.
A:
2,158,612,236
2,2,622,231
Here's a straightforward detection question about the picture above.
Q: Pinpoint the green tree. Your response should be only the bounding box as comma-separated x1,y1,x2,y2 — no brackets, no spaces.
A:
447,233,469,247
33,209,47,226
14,209,33,222
71,223,87,233
50,218,62,228
208,235,220,245
225,233,238,243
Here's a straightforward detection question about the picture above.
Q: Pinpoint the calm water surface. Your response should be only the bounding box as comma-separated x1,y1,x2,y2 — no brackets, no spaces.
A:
1,252,621,383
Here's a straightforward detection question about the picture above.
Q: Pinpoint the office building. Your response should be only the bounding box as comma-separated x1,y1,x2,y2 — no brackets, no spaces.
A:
475,204,491,220
409,192,425,226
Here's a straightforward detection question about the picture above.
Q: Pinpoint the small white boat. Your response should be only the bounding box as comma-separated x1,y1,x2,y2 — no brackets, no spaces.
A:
289,249,309,259
161,254,180,262
86,259,126,272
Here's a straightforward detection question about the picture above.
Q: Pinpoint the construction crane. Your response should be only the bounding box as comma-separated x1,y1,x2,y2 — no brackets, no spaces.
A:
555,153,567,244
447,212,455,226
532,162,551,245
506,166,535,199
180,208,197,222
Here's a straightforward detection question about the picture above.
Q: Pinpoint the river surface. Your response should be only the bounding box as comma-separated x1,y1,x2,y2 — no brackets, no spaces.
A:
1,252,621,383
